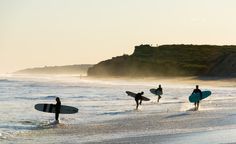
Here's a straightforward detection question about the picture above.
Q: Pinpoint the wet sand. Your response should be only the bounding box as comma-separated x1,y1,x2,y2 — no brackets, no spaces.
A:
6,95,236,144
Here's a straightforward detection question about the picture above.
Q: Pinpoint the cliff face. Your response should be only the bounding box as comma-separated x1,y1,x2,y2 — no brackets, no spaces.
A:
88,45,236,77
207,53,236,77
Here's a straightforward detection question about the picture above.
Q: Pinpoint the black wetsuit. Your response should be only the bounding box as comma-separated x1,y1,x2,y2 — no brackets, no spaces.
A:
192,88,202,110
55,101,61,121
156,87,163,102
135,93,143,109
156,87,162,93
193,89,202,99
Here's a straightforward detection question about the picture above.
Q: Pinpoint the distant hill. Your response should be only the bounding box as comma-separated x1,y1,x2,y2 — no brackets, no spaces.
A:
15,64,93,75
88,44,236,77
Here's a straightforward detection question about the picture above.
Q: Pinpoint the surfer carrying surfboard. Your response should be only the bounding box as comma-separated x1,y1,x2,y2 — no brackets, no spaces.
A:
135,92,144,110
156,85,163,102
192,85,202,110
126,91,150,110
55,97,61,123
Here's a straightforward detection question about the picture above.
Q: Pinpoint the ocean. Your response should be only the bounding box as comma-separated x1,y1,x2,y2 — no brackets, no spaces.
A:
0,74,235,143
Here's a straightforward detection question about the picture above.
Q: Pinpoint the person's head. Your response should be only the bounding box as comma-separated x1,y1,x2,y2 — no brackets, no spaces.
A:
159,84,161,88
56,97,60,102
196,85,199,89
141,91,144,95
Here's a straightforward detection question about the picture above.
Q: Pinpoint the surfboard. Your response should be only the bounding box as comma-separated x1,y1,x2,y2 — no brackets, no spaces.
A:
150,88,163,95
126,91,150,101
34,103,78,114
189,91,212,103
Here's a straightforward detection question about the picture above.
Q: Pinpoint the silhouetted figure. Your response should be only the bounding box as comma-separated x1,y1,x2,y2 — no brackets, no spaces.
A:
156,84,163,102
135,92,144,110
55,97,61,123
192,85,202,110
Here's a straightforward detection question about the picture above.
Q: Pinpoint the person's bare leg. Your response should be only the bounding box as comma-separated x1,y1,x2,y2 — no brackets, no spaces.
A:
136,100,139,110
196,101,199,110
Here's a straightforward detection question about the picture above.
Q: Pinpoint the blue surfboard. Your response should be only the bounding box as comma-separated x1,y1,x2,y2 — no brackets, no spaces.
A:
189,91,211,103
150,88,163,96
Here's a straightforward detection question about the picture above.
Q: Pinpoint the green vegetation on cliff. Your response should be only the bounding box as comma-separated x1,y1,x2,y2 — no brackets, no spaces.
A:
88,44,236,77
15,64,93,75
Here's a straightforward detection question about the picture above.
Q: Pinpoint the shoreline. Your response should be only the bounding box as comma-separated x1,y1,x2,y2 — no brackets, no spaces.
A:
2,74,235,89
3,74,236,80
7,99,236,143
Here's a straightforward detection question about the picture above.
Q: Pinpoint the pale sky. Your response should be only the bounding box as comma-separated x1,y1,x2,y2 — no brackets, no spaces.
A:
1,0,236,73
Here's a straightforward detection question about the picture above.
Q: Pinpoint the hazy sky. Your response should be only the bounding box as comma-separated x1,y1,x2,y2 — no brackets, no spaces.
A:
1,0,236,73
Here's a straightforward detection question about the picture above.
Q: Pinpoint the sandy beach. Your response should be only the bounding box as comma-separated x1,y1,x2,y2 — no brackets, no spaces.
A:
9,108,236,144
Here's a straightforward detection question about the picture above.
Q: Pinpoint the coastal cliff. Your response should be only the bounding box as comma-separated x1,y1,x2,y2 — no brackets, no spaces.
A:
88,44,236,77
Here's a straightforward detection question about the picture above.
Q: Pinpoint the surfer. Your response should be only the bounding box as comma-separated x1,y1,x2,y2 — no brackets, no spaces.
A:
55,97,61,123
156,84,163,102
135,92,144,110
192,85,202,110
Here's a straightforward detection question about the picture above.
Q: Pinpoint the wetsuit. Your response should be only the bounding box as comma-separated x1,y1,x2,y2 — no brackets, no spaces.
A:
156,87,163,102
192,88,202,110
55,100,61,121
135,93,143,109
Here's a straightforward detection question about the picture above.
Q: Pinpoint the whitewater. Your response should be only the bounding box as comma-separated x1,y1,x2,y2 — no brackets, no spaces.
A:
0,74,236,143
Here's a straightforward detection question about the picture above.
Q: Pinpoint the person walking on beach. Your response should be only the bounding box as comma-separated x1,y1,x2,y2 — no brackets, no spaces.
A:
55,97,61,123
156,84,163,102
192,85,202,110
135,92,144,110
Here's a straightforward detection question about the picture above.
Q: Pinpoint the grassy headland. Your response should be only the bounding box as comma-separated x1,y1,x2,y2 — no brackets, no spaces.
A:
88,44,236,77
15,64,93,75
